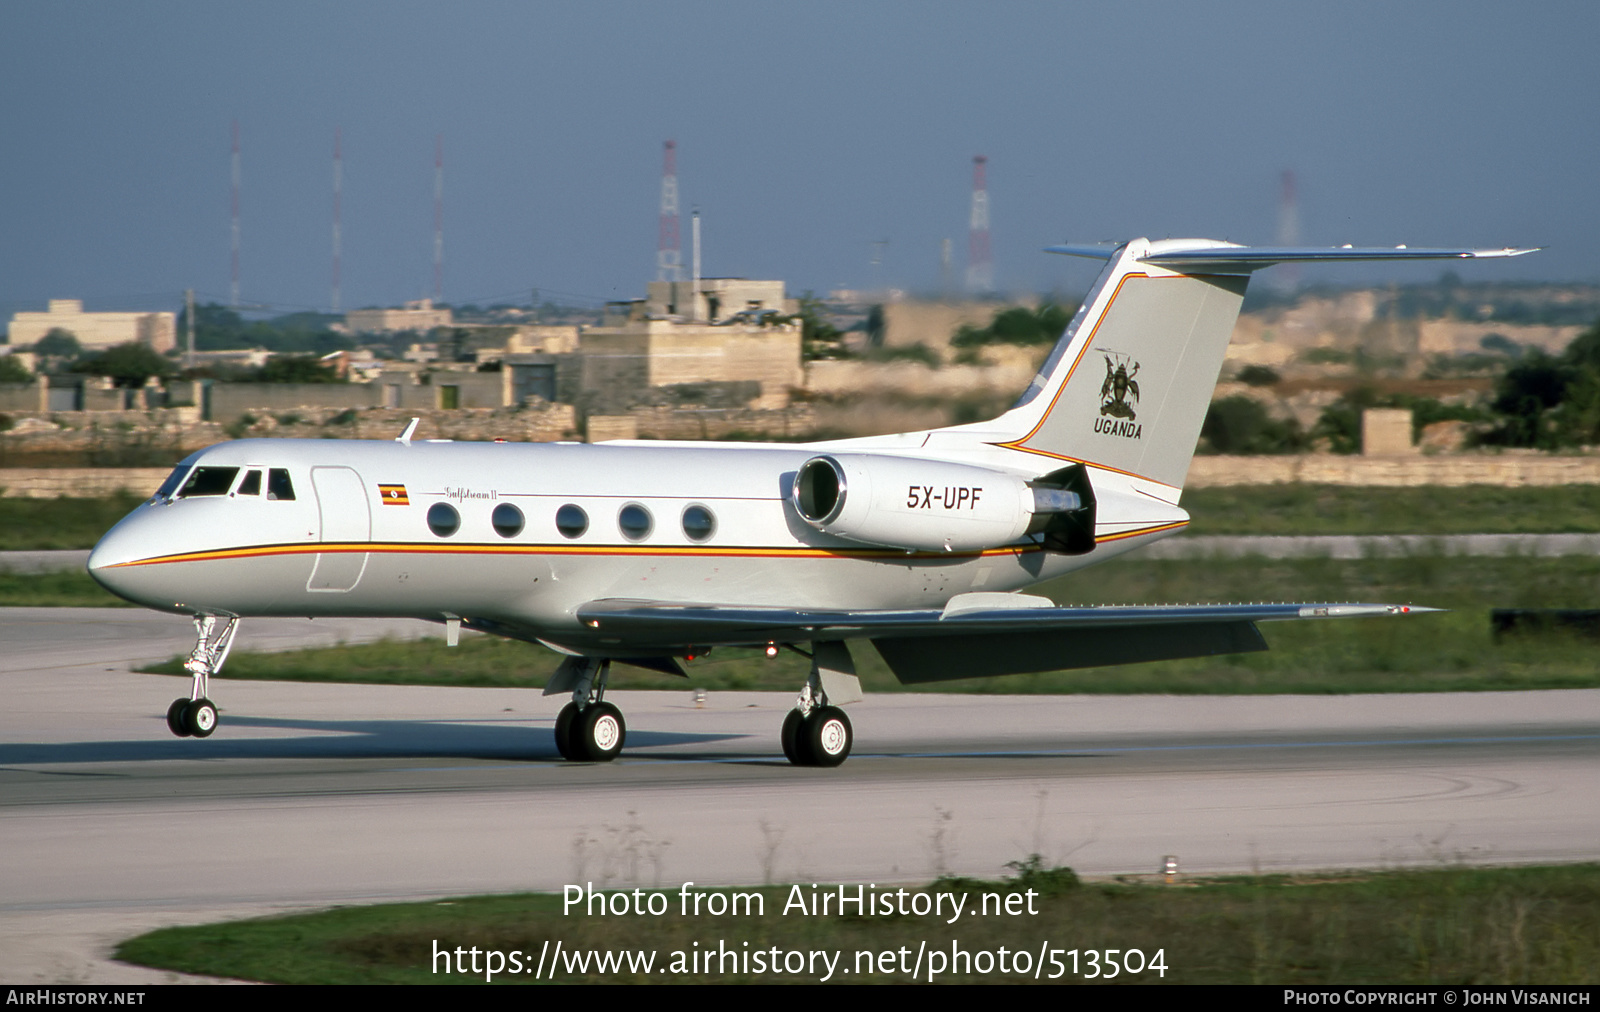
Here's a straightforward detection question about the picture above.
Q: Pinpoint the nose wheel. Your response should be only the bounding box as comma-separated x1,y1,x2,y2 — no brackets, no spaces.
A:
166,697,218,738
165,616,237,739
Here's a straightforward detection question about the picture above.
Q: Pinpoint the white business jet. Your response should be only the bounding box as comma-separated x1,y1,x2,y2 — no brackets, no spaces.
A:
88,238,1533,766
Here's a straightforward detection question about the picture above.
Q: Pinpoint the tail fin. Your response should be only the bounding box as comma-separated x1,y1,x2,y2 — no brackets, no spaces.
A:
981,238,1536,492
989,238,1248,491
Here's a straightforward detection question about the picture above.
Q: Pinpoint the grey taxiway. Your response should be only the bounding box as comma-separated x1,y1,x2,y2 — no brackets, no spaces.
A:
1,607,1596,983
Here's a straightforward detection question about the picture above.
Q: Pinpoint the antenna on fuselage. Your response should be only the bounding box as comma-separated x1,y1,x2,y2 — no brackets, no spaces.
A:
395,418,420,445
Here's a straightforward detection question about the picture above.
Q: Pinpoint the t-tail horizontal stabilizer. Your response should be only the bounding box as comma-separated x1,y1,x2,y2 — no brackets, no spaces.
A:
1046,242,1540,272
979,239,1538,492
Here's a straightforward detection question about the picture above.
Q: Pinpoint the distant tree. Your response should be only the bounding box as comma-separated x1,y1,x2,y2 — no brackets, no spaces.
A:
0,355,31,383
864,305,886,349
254,355,343,383
70,342,174,388
33,329,81,360
795,292,848,361
1560,318,1600,372
178,302,353,356
1236,365,1281,387
1202,395,1306,454
951,303,1075,348
1486,349,1572,448
1478,333,1521,357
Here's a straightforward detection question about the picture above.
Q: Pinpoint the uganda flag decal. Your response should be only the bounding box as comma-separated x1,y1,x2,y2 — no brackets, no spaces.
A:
378,484,410,506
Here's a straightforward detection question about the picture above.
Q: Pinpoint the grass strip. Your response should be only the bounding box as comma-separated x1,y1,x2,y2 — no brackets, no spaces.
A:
0,568,131,607
0,493,145,550
114,863,1600,984
138,555,1600,694
1179,483,1600,536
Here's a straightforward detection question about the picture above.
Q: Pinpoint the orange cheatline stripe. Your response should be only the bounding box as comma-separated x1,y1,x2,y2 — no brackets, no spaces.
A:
1095,520,1188,543
105,520,1187,570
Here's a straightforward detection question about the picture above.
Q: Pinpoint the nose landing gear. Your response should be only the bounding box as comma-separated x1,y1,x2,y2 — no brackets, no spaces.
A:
166,615,237,739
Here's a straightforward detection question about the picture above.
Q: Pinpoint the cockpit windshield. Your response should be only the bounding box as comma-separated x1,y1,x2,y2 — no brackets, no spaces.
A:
152,465,189,501
153,464,295,501
177,467,240,498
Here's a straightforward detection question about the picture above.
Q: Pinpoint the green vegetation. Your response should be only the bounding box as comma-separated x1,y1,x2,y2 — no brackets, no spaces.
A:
795,293,849,361
0,355,32,383
114,864,1600,984
1483,318,1600,449
139,555,1600,694
1319,388,1490,454
1206,387,1491,456
863,343,941,367
0,568,129,606
1235,364,1280,387
953,302,1075,350
255,354,345,384
0,494,145,549
32,329,82,360
1200,395,1307,454
1179,483,1600,535
178,302,352,357
70,342,175,387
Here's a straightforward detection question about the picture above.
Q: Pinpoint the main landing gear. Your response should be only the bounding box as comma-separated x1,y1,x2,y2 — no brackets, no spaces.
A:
167,615,237,739
782,641,862,767
547,657,625,762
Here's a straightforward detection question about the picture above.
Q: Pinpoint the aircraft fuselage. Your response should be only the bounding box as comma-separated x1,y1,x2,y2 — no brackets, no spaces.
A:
88,436,1181,655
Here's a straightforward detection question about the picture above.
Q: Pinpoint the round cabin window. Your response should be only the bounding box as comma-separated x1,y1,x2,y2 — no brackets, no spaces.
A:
427,502,461,537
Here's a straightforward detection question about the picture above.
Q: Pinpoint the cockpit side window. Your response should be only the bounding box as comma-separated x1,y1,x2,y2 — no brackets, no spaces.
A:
178,467,240,498
152,465,189,501
237,470,262,496
267,468,296,501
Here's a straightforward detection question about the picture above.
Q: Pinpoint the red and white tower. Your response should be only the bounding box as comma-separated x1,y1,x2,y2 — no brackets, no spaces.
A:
332,127,342,313
230,120,241,307
433,135,444,303
657,140,683,282
966,155,993,293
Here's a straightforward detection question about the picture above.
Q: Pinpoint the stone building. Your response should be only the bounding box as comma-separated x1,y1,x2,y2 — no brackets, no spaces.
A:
8,300,176,352
344,299,454,334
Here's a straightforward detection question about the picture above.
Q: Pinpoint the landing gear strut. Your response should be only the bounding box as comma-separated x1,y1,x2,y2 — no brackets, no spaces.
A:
547,657,624,762
167,615,237,739
783,641,861,767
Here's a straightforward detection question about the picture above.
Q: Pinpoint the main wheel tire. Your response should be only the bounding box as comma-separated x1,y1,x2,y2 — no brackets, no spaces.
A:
183,698,218,738
554,702,581,760
803,706,852,767
166,698,192,738
576,702,625,762
781,708,810,766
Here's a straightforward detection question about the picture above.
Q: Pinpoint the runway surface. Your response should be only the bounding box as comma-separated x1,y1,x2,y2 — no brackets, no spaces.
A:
1,608,1597,983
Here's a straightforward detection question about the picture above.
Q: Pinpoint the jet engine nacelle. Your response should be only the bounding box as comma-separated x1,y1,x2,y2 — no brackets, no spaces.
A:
791,453,1081,553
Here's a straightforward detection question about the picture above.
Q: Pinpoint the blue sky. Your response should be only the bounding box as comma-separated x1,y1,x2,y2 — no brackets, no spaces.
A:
2,1,1595,318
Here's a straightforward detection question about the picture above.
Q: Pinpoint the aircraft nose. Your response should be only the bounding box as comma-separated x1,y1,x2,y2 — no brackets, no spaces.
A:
87,509,170,606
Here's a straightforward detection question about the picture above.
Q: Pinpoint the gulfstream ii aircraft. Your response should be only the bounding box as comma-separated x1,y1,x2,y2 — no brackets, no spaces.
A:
89,237,1533,766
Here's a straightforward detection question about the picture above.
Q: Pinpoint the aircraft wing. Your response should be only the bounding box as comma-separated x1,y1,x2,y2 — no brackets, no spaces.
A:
573,597,1432,683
